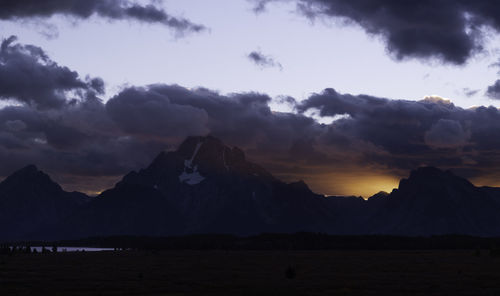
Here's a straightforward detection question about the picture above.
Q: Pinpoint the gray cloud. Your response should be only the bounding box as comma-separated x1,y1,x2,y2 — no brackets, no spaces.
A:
486,80,500,100
297,90,500,180
424,119,470,149
248,50,283,70
106,86,210,138
253,0,500,65
0,0,206,35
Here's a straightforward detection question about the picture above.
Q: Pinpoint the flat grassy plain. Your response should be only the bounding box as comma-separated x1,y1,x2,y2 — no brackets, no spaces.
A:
1,250,500,295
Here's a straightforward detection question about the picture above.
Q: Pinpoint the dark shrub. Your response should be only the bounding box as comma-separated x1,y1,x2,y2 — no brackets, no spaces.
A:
285,265,296,279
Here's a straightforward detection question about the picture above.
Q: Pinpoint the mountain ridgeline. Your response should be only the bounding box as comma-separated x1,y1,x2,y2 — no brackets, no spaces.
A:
2,136,500,241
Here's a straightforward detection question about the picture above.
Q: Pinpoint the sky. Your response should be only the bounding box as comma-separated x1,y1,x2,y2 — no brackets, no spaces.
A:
2,0,500,197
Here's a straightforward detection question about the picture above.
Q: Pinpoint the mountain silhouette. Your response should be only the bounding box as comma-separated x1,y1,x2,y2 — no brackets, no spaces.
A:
0,165,89,241
2,137,500,241
367,167,500,236
52,136,340,239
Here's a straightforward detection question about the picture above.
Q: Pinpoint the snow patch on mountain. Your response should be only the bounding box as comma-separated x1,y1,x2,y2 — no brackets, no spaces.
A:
179,142,205,185
179,169,205,185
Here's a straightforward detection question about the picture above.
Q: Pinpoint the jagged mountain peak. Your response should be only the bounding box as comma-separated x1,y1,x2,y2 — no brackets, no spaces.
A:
142,135,272,187
176,135,246,168
177,135,237,156
288,180,312,192
368,191,389,201
0,165,89,241
152,136,244,167
408,166,453,179
1,164,62,192
398,166,473,194
368,166,500,236
15,164,38,174
9,164,41,179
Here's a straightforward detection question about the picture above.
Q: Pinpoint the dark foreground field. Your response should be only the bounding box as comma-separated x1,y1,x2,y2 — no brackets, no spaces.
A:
1,250,500,295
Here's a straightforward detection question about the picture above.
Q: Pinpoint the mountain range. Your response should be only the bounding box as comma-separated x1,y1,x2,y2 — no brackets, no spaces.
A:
2,135,500,242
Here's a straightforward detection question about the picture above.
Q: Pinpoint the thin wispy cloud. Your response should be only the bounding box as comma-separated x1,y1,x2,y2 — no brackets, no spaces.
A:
0,0,207,36
463,88,480,98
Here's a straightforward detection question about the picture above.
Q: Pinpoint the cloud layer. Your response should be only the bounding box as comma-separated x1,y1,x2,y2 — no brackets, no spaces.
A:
3,37,500,196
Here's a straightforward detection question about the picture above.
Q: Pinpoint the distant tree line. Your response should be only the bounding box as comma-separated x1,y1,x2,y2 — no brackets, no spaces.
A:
7,233,500,251
0,244,58,255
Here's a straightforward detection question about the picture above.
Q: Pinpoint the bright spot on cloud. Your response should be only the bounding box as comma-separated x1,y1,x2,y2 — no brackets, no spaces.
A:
303,108,349,125
421,95,453,105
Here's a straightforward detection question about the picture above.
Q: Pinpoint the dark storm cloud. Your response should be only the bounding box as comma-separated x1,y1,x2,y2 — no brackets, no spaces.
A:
106,86,210,138
0,96,172,193
0,36,103,109
424,119,470,149
107,84,318,155
253,0,500,65
0,0,206,34
248,51,283,70
297,89,500,180
486,80,500,100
